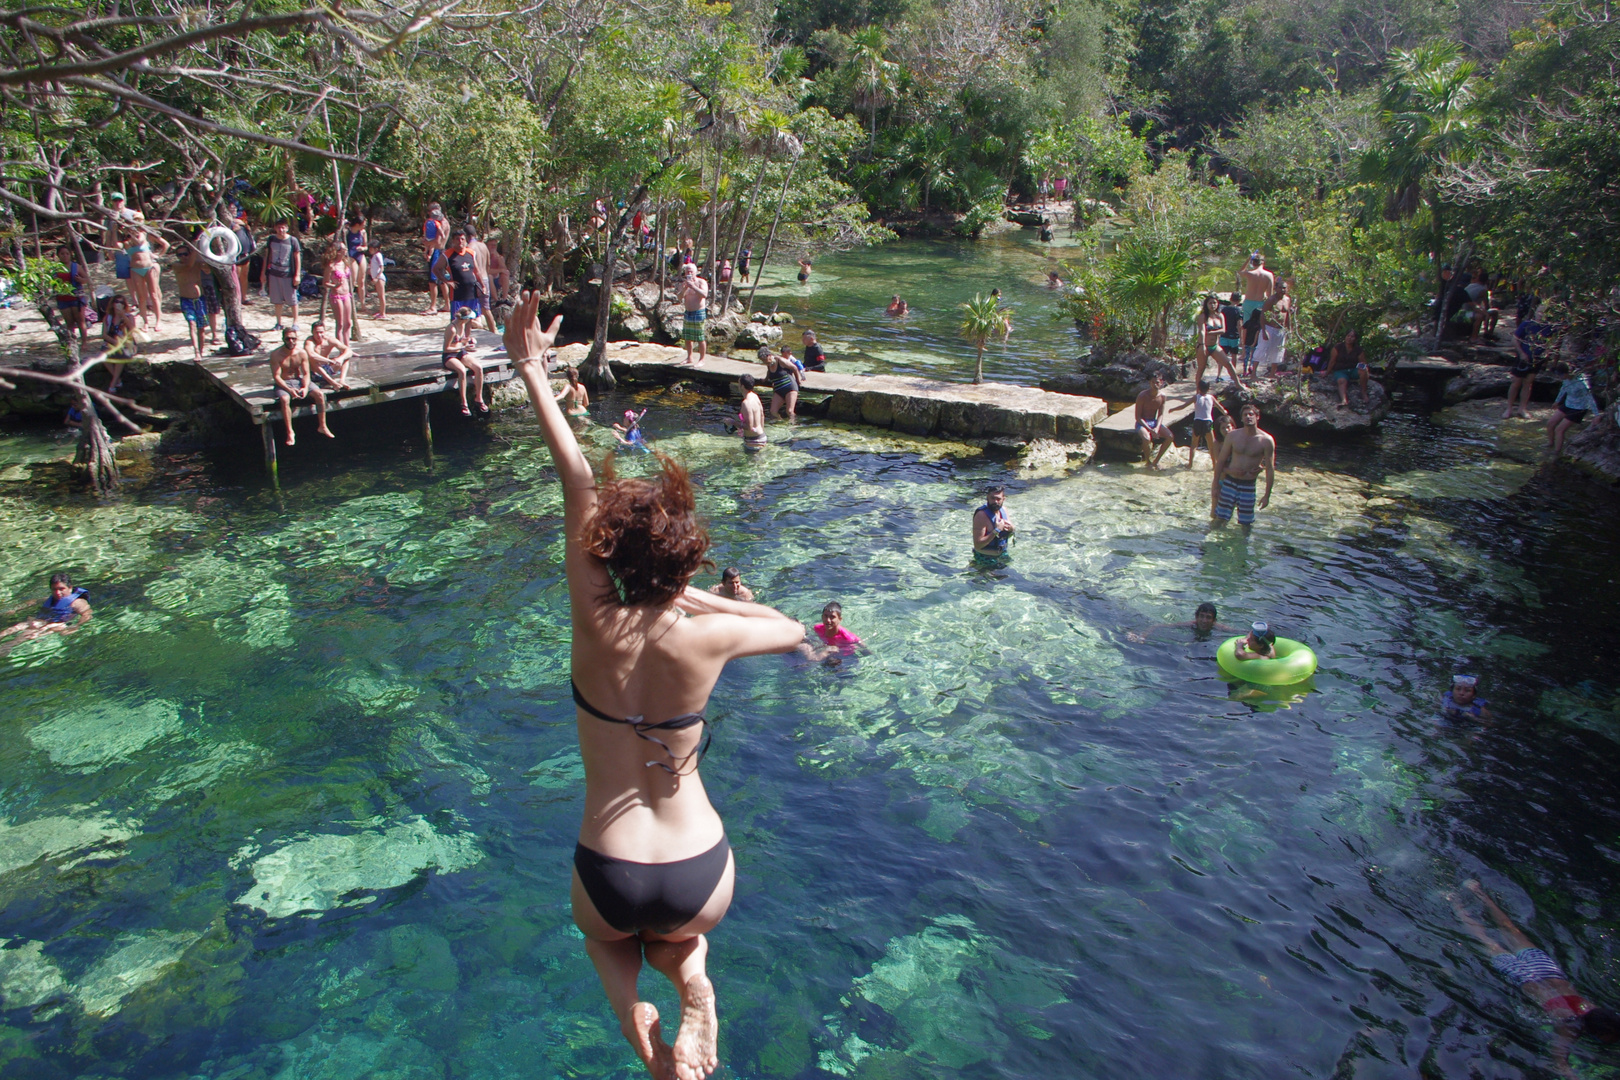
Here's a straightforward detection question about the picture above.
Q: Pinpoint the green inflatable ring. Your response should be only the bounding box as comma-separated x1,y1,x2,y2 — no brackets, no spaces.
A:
1216,636,1318,685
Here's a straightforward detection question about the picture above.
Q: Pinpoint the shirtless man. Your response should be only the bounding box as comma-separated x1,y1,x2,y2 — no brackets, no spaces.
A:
0,573,91,654
972,485,1015,558
270,325,332,445
680,264,710,365
175,240,209,361
1127,602,1237,643
307,320,355,391
736,373,766,450
421,202,450,316
1211,402,1274,529
1237,252,1275,371
465,225,498,333
1134,374,1174,468
709,567,754,602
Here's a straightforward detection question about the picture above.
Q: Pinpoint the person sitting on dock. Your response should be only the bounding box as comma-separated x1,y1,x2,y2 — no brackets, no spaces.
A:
1233,621,1277,660
972,485,1015,560
736,374,766,451
709,567,754,602
1441,674,1490,721
440,320,487,417
886,295,908,316
801,330,827,372
555,366,590,417
1211,402,1274,529
1187,380,1230,468
308,321,355,392
1127,602,1238,643
680,263,709,366
1323,328,1371,409
1134,374,1174,469
0,573,91,653
1450,879,1620,1078
270,326,332,445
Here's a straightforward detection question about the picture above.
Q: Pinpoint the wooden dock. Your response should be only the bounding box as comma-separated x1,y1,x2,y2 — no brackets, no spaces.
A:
1093,381,1197,452
196,327,514,477
551,341,1109,443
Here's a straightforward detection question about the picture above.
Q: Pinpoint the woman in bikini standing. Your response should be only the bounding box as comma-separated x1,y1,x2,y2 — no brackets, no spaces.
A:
1193,294,1239,389
124,225,169,334
507,291,805,1080
323,242,355,346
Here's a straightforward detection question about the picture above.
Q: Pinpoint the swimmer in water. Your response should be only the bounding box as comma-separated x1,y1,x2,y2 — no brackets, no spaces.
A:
555,366,590,417
797,601,863,663
708,567,754,603
735,374,766,451
1233,620,1277,660
1127,602,1238,643
0,572,92,653
1451,880,1620,1078
797,259,811,283
886,295,908,316
613,409,651,452
1441,673,1491,720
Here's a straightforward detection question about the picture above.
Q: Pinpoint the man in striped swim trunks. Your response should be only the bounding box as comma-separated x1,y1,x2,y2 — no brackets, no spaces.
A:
1210,402,1274,529
680,263,709,366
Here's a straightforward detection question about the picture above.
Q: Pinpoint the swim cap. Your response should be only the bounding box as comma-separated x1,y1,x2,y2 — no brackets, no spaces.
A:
1452,674,1478,687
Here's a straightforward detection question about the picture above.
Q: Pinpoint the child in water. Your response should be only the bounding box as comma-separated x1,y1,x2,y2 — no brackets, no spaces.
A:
798,601,863,663
612,408,650,452
1441,673,1491,720
1233,620,1278,660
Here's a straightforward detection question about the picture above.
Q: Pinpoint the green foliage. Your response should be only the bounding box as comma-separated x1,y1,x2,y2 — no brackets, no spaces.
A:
1058,237,1191,352
959,293,1013,383
1213,90,1378,197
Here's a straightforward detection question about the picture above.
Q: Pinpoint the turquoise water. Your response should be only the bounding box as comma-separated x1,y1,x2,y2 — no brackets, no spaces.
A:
4,345,1620,1076
750,228,1083,384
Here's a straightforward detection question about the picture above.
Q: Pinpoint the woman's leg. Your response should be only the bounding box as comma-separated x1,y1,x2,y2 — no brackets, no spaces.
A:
448,359,470,412
148,273,163,329
1552,417,1573,456
785,390,797,419
770,391,784,419
1516,374,1536,415
642,851,733,1080
337,295,352,344
1503,377,1524,419
571,872,678,1080
106,362,124,391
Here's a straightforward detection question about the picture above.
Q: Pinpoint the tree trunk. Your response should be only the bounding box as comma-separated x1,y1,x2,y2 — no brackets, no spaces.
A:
722,159,769,316
973,341,985,384
707,132,722,312
72,390,120,496
1431,198,1446,338
743,149,803,318
583,228,620,390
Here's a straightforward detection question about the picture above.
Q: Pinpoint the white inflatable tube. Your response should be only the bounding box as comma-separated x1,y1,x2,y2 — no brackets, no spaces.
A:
199,225,240,268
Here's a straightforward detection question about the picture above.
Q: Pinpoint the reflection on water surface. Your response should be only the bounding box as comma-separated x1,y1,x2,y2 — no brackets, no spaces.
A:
2,339,1620,1080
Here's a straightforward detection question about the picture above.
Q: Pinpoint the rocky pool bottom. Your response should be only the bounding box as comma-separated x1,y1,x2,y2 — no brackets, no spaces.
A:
1,392,1619,1080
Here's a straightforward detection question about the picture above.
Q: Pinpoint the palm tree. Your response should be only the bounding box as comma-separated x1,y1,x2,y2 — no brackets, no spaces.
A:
1362,42,1478,331
848,28,897,150
960,293,1013,384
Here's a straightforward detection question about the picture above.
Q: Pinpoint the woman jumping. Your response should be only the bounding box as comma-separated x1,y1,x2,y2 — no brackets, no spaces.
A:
507,291,806,1080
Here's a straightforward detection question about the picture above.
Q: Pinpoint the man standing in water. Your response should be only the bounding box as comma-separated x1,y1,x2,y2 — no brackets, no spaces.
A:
680,263,709,366
1211,402,1274,529
736,373,766,451
506,290,806,1080
1134,374,1174,468
972,485,1015,558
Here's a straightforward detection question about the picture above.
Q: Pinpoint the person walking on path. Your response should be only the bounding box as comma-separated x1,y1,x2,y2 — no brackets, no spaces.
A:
1211,402,1274,529
506,290,805,1080
1451,880,1620,1078
680,264,709,366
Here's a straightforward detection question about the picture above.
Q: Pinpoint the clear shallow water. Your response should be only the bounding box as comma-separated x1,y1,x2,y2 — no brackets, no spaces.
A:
749,228,1084,385
4,395,1620,1078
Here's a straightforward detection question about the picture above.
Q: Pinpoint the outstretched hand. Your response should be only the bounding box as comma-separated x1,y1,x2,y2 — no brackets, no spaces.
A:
503,289,564,368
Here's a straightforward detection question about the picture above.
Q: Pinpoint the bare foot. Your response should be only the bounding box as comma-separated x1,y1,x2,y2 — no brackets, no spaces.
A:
285,432,296,446
626,1001,675,1080
318,426,334,438
672,975,718,1080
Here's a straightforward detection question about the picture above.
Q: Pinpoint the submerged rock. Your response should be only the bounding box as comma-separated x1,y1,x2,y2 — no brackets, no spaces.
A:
234,817,482,919
28,699,184,769
0,940,68,1013
73,929,203,1017
0,812,136,877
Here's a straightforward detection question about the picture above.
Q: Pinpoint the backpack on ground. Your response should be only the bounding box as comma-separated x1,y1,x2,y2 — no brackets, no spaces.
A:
224,321,260,357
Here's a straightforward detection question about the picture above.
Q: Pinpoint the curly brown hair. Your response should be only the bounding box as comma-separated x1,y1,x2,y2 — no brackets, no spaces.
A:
580,453,712,606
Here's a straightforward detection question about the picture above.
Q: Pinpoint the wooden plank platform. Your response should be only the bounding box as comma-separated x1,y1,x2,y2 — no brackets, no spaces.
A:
197,327,514,424
549,341,1110,443
1094,381,1197,450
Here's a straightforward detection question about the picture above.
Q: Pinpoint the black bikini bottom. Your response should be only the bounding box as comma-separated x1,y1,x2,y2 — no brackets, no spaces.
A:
574,834,731,935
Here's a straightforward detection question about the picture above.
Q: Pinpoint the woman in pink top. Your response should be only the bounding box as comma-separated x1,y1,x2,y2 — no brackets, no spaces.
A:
323,242,354,345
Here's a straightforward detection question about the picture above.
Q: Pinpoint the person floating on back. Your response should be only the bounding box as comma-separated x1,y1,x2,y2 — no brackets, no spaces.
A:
1,573,92,654
1451,880,1620,1077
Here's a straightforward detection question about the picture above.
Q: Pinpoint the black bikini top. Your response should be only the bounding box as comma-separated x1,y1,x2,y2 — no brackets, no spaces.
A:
571,679,711,776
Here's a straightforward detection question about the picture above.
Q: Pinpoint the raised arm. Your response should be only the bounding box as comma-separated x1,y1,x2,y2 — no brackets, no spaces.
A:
506,290,591,499
673,585,804,658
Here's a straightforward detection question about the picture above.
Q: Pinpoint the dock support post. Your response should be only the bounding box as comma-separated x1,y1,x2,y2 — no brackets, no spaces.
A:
260,421,279,488
421,396,434,466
